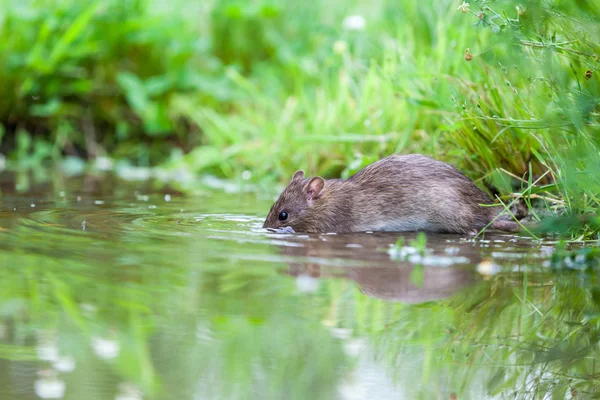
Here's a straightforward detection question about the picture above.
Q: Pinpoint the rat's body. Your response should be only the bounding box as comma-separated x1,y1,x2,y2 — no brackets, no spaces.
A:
263,154,521,234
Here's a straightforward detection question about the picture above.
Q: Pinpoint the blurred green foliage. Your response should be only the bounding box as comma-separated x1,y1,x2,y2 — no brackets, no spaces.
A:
0,0,599,238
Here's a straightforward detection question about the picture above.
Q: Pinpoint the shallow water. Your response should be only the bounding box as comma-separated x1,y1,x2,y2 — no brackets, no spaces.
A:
0,172,598,400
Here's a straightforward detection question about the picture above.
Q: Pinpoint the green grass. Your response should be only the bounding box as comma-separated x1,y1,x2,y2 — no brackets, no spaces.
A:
0,0,599,239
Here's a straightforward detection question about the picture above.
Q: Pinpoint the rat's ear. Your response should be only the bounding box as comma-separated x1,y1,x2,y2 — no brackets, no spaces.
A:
292,170,305,182
306,177,325,201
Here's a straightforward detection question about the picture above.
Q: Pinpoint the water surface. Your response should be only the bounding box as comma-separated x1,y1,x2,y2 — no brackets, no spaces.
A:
0,171,598,400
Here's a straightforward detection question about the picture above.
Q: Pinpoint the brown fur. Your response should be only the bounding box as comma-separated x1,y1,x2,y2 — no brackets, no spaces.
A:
263,154,522,234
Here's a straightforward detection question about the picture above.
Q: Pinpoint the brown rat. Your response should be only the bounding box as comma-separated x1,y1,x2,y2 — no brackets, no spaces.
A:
263,154,522,234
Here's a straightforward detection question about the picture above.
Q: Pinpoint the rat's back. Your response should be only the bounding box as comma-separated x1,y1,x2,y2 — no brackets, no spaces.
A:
347,154,497,234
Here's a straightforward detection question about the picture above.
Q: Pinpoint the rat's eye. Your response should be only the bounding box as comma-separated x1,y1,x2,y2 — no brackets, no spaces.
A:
278,211,288,221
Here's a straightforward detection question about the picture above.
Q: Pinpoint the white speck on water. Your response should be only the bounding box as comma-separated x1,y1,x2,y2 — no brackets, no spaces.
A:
491,252,525,259
53,355,76,372
76,196,82,202
36,342,59,362
540,246,554,257
13,207,16,211
388,245,420,259
241,170,252,180
343,15,366,31
94,200,104,205
136,194,150,202
296,274,320,293
476,260,502,276
389,245,469,266
444,247,460,254
34,376,65,399
31,203,36,208
164,194,171,202
407,254,470,267
149,205,157,209
91,337,120,360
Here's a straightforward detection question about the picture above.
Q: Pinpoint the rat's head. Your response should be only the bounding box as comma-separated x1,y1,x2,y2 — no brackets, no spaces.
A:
263,170,325,233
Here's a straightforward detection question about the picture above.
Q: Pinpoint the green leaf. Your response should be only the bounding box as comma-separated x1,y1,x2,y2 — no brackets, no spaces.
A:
117,72,150,116
49,2,101,66
30,98,62,117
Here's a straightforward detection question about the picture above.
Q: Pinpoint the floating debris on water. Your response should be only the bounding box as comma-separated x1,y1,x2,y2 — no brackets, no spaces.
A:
388,245,470,266
491,251,527,259
476,260,502,277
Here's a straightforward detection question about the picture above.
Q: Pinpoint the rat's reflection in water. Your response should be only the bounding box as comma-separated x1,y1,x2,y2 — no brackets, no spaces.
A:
278,232,481,303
